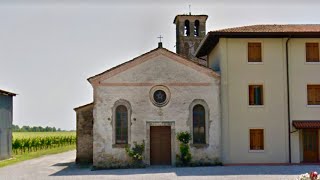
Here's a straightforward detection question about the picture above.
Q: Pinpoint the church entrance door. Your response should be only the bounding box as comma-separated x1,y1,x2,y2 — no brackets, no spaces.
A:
150,126,171,165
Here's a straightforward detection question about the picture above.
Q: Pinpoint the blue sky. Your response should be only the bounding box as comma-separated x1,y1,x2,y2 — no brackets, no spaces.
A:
0,0,319,130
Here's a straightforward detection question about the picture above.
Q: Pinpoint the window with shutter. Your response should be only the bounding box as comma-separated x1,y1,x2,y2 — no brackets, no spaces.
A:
249,85,264,105
306,43,319,62
307,85,320,105
248,42,262,62
250,129,264,150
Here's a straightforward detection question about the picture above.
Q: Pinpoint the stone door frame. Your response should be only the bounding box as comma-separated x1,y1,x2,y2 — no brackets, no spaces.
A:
145,121,175,166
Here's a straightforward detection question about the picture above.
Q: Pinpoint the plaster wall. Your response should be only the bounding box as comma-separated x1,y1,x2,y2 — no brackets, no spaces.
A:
288,38,320,163
209,38,289,163
92,54,221,168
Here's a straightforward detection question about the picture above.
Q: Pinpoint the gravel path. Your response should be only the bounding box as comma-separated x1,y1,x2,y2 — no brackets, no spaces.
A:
0,150,318,180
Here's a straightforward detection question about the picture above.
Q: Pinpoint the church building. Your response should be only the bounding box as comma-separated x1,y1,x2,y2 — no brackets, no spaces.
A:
75,14,221,168
75,13,320,167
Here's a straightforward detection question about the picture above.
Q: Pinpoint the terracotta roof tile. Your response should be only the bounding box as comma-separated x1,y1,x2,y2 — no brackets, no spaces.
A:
292,120,320,129
196,24,320,57
212,24,320,33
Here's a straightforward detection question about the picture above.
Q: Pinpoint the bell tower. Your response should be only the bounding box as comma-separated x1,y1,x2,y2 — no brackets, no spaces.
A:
173,14,208,62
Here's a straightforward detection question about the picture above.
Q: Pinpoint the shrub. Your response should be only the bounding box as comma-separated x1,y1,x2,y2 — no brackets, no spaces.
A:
179,144,191,164
176,131,192,165
177,131,192,144
125,140,145,166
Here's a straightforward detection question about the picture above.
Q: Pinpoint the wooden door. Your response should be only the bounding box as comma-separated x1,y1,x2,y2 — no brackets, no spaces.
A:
150,126,171,165
303,129,319,162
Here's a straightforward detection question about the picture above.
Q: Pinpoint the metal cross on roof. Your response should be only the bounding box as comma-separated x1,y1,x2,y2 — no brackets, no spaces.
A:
157,35,163,43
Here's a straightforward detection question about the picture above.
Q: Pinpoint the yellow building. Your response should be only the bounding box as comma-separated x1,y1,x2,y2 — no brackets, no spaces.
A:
196,25,320,164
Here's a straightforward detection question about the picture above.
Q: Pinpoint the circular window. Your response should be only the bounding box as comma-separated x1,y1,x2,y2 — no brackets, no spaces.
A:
150,85,170,107
153,90,167,104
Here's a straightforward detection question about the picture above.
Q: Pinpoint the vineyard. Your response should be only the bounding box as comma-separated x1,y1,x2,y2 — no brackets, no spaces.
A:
12,132,76,154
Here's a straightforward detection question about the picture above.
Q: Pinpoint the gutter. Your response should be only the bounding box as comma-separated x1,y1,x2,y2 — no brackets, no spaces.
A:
286,37,291,164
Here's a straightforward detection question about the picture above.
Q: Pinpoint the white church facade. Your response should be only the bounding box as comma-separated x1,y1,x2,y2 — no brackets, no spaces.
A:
75,14,320,168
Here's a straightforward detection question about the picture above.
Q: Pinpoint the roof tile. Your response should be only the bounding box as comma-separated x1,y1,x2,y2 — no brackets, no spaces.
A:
212,24,320,33
292,120,320,129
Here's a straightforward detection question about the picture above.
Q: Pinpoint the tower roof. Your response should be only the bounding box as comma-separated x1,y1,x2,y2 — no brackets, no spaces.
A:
173,14,208,24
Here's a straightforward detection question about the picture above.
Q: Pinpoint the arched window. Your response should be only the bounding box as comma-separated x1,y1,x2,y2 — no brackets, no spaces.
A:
184,20,190,36
194,20,200,37
193,104,205,144
115,105,128,144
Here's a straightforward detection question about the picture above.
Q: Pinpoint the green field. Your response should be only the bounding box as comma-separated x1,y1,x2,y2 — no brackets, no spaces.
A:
0,132,76,168
13,131,76,139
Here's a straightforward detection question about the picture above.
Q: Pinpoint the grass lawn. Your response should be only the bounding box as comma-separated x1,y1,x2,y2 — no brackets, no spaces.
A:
0,132,76,168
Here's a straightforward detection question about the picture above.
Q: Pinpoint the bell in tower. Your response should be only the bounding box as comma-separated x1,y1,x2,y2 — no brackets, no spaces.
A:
173,14,208,63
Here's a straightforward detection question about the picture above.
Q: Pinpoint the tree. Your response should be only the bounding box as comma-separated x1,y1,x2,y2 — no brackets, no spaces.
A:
12,124,65,132
12,124,20,132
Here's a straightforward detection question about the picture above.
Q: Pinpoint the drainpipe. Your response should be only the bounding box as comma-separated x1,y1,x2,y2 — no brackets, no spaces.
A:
286,37,291,164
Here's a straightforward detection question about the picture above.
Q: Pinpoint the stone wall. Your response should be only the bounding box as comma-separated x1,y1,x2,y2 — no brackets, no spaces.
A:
75,103,93,164
174,15,207,62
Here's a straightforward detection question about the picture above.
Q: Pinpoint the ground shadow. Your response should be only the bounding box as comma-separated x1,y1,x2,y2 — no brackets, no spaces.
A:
50,162,319,177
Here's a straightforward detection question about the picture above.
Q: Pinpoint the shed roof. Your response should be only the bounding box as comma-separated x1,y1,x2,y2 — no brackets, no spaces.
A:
0,89,16,96
74,102,93,111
